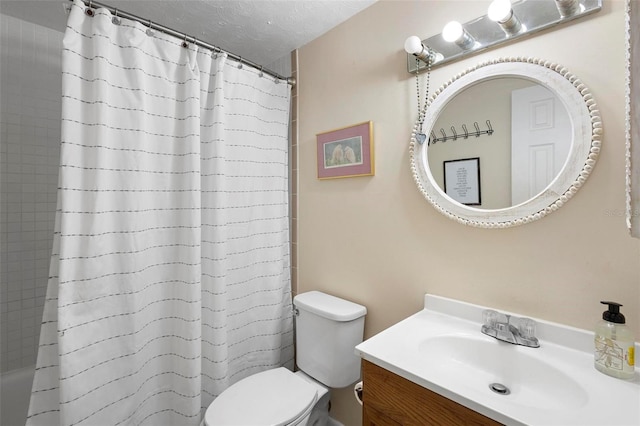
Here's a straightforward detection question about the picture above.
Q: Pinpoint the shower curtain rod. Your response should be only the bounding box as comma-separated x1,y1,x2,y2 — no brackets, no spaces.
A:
75,0,295,86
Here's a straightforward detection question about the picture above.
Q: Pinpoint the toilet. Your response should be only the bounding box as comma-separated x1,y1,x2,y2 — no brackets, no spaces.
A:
203,291,367,426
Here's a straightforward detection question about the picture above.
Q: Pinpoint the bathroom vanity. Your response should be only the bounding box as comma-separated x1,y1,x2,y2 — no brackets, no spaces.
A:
362,360,499,425
355,294,640,426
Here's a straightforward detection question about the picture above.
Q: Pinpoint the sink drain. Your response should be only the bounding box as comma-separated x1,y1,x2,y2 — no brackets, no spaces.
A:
489,383,510,395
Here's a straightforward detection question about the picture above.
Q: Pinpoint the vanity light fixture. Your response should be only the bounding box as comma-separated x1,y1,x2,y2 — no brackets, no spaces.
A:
442,21,478,50
405,0,602,73
488,0,523,35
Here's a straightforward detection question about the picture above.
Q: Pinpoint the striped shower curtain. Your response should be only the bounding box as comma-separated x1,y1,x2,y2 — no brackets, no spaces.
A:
27,1,293,425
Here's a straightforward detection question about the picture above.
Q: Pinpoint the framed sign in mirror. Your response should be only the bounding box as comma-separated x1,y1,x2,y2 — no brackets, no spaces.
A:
410,57,601,228
443,158,481,206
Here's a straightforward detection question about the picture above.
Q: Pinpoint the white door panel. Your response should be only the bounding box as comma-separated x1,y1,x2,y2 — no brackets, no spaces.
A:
512,85,571,205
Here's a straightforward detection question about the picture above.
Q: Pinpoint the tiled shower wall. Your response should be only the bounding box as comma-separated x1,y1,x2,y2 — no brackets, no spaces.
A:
0,14,63,372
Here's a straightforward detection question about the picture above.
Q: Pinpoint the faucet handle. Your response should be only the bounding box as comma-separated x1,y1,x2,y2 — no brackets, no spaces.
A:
482,309,499,327
518,318,537,339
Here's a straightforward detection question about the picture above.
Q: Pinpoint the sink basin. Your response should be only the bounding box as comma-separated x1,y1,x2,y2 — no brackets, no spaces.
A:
355,294,640,426
418,334,588,411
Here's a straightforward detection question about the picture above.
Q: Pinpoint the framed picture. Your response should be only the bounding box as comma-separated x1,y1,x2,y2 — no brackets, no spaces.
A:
443,157,481,206
316,121,374,179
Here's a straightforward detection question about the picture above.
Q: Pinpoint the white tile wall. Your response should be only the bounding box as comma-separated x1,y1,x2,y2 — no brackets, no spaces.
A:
1,14,63,373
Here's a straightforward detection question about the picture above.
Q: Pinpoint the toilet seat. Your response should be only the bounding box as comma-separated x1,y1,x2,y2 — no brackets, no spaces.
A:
204,367,318,426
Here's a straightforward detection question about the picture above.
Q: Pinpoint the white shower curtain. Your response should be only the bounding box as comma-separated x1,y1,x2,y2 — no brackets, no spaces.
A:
27,1,293,425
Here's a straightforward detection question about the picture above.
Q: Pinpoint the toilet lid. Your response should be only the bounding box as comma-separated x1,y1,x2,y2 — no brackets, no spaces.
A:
204,367,318,426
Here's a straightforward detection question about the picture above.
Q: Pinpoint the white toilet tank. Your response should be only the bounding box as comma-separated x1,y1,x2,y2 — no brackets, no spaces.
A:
293,291,367,388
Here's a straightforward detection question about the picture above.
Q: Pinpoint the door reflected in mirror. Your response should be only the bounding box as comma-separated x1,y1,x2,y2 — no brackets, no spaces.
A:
427,77,572,210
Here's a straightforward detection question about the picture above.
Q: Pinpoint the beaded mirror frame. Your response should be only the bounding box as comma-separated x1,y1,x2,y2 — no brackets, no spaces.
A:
410,57,602,228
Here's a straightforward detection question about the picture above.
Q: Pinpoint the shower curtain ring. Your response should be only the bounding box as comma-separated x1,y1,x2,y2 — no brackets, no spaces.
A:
238,57,243,69
182,34,189,48
259,66,264,77
112,9,121,25
146,20,154,36
86,0,94,16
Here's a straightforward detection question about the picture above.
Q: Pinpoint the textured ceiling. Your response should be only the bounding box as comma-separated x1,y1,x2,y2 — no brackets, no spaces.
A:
0,0,377,73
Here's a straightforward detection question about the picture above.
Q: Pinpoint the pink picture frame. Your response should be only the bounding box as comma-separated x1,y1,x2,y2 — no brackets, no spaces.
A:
316,121,374,179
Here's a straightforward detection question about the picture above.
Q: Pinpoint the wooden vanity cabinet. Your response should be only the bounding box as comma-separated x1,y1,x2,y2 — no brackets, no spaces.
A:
361,360,503,426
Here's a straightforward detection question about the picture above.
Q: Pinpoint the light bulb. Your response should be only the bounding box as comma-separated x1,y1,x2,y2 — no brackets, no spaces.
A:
442,21,477,50
404,36,423,55
488,0,522,35
442,21,463,43
488,0,512,23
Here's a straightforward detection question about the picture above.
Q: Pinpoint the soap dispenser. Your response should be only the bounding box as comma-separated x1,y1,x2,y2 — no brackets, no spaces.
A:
594,301,635,380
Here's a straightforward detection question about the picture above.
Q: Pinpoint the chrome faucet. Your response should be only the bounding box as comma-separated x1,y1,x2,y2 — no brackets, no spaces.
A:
481,309,540,348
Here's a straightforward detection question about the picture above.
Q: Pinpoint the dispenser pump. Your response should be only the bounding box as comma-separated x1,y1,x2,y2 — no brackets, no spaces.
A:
601,301,626,324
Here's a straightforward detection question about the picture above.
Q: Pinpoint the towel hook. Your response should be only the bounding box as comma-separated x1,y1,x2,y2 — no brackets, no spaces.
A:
450,126,458,140
486,119,494,135
440,128,447,141
462,124,469,139
473,121,481,137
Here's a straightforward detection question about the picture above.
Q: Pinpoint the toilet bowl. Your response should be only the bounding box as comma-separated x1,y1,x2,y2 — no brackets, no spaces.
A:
203,368,326,426
203,291,367,426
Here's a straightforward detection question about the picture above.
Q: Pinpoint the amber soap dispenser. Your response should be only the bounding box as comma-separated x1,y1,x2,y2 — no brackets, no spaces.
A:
594,301,635,380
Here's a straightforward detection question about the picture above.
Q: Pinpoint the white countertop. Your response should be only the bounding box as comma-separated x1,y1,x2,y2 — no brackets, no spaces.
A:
355,294,640,426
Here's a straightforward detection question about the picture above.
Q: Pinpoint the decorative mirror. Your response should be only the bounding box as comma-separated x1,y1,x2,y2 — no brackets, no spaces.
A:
410,57,601,228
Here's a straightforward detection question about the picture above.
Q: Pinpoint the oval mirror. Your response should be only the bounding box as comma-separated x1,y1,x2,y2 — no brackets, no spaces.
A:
410,58,601,228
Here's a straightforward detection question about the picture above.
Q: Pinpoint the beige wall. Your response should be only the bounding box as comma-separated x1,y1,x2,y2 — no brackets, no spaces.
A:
297,1,639,425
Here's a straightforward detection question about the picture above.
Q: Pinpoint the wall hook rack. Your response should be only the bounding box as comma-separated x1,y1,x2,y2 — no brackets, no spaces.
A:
429,120,493,145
